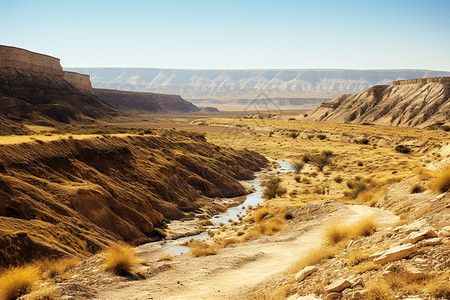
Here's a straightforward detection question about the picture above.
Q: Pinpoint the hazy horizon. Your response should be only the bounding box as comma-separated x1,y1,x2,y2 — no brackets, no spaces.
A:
3,0,450,71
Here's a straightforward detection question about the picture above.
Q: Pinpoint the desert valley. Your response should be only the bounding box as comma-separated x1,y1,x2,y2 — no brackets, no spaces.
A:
0,2,450,300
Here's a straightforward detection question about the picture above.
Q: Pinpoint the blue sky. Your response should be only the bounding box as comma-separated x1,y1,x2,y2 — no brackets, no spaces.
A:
3,0,450,70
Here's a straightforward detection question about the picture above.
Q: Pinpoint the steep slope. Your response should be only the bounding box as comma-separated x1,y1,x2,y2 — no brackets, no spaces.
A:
0,68,120,131
0,132,267,267
93,88,200,113
303,78,450,127
0,45,121,133
68,68,450,100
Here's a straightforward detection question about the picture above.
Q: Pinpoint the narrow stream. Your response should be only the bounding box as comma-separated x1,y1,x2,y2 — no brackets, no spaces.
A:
139,160,294,258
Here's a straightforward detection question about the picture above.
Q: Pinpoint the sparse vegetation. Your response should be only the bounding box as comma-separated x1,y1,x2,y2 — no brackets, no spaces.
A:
290,160,304,173
428,166,450,193
189,241,218,257
395,144,411,154
103,242,143,276
0,266,39,300
262,177,287,199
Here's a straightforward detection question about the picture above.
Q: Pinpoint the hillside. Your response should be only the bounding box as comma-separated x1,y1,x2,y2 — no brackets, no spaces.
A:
93,88,199,113
302,77,450,128
68,68,450,102
0,132,267,267
0,45,121,133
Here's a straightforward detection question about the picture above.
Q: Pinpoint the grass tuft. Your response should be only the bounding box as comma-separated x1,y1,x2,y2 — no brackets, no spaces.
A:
103,242,143,276
189,241,218,257
428,166,450,193
0,266,39,300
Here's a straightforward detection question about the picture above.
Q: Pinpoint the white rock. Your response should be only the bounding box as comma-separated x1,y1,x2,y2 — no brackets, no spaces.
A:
403,265,426,282
324,278,351,293
420,237,443,246
438,226,450,237
406,228,438,244
373,244,417,264
295,266,319,282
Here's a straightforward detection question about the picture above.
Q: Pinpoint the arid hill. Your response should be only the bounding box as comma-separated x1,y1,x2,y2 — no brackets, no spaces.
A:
302,77,450,128
93,88,200,113
0,132,267,267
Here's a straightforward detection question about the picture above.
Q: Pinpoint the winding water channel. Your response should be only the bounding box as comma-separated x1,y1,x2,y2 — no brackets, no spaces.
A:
139,160,294,258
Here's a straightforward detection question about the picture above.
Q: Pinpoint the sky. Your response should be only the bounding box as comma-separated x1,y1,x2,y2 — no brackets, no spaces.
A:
2,0,450,71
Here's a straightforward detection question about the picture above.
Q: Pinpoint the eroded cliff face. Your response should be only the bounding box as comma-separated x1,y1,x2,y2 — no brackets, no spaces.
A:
0,45,64,76
0,132,268,266
63,71,92,90
303,78,450,128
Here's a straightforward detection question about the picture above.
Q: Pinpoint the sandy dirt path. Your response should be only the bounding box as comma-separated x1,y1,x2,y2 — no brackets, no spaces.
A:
95,203,398,300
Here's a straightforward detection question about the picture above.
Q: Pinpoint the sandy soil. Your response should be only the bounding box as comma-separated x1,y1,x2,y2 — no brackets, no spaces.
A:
95,202,398,300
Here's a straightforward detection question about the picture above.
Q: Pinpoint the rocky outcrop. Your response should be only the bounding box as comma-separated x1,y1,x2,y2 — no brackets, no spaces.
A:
63,71,92,90
302,78,450,127
393,77,450,85
0,45,64,76
0,133,268,267
93,88,200,113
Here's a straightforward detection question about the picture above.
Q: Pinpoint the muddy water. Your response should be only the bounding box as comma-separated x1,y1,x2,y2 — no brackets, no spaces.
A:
139,160,294,258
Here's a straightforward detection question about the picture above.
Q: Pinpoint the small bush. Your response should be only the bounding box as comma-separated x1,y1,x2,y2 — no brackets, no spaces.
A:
262,177,287,199
428,167,450,193
333,175,343,183
189,241,218,257
345,179,367,199
410,183,424,194
317,134,326,140
103,242,143,276
294,175,301,182
357,161,363,166
395,145,411,154
291,160,304,174
310,153,331,171
321,150,333,157
0,266,39,300
324,218,377,245
184,131,206,141
365,278,395,300
354,138,370,144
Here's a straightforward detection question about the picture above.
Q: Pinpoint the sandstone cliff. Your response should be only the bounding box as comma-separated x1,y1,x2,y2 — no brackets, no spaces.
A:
93,88,200,113
0,133,268,266
63,71,92,90
302,78,450,127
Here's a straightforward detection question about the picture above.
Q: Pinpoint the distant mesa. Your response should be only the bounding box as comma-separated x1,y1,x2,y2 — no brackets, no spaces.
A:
200,106,220,113
0,45,201,134
69,67,450,110
303,77,450,128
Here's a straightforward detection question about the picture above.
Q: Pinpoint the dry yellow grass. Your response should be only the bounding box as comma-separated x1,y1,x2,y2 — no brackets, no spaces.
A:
352,261,380,274
34,256,80,279
157,254,175,262
323,217,377,245
0,265,39,300
288,243,342,274
429,166,450,193
103,242,143,276
189,241,218,257
365,278,395,300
